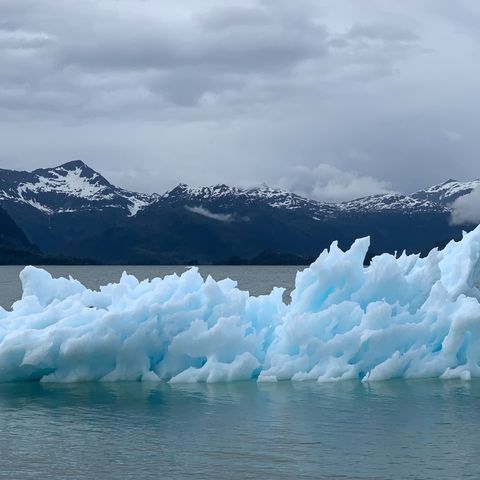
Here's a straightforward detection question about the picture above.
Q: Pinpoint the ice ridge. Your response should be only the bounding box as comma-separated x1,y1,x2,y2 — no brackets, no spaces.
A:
1,226,480,383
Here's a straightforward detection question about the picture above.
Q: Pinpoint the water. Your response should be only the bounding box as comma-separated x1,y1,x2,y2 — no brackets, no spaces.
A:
1,266,479,479
1,380,480,479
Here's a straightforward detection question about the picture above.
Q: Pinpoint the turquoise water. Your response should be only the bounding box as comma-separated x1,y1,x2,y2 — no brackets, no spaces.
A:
1,266,480,479
1,380,479,479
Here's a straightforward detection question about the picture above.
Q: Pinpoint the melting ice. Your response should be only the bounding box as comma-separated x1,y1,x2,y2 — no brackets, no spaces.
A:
1,226,480,383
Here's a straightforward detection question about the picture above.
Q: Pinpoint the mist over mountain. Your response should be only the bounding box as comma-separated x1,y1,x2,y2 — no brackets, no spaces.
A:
0,161,478,264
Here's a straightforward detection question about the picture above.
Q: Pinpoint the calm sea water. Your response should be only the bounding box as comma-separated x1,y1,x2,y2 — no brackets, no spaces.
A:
1,266,479,479
1,380,480,479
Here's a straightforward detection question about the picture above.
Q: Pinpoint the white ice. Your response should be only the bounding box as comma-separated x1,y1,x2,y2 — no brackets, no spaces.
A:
1,226,480,383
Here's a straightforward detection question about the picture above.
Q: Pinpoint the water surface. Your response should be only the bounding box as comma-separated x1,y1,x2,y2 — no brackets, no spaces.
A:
0,380,479,479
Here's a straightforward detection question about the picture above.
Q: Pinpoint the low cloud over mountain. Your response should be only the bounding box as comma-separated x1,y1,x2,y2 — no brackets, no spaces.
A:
451,187,480,225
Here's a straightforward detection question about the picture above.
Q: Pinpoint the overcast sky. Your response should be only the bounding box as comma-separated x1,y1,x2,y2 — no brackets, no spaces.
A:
0,0,479,201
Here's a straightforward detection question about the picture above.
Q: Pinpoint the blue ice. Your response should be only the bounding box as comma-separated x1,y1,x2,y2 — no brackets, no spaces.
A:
1,226,480,383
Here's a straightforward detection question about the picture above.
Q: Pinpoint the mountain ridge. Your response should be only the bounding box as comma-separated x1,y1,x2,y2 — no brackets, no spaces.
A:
2,160,479,218
0,161,478,264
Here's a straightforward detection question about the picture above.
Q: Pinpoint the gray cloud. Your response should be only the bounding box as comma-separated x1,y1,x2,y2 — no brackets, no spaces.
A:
0,0,479,198
451,187,480,225
0,0,418,116
277,164,394,203
197,5,271,30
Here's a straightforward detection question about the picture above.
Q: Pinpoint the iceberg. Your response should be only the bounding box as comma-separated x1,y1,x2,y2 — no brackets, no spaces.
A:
1,227,480,383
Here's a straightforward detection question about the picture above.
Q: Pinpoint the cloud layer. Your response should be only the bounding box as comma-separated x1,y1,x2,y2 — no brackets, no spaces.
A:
277,164,393,203
0,0,479,199
451,187,480,225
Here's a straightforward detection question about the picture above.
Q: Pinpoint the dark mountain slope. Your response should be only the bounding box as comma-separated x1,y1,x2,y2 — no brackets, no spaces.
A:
0,161,477,264
0,206,37,251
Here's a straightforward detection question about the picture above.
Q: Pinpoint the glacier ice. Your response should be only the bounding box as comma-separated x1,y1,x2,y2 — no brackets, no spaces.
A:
1,226,480,383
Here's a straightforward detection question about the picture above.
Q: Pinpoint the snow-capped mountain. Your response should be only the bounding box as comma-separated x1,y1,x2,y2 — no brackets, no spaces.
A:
340,193,447,214
0,160,478,264
153,179,470,218
0,160,158,216
411,178,480,205
0,160,471,220
163,183,319,209
161,182,339,219
160,182,449,218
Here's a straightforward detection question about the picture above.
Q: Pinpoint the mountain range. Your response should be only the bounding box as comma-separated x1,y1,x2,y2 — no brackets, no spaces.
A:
0,160,478,264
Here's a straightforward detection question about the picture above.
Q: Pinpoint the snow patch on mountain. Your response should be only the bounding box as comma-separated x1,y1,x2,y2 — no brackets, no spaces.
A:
124,195,152,216
24,199,53,214
17,166,109,200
